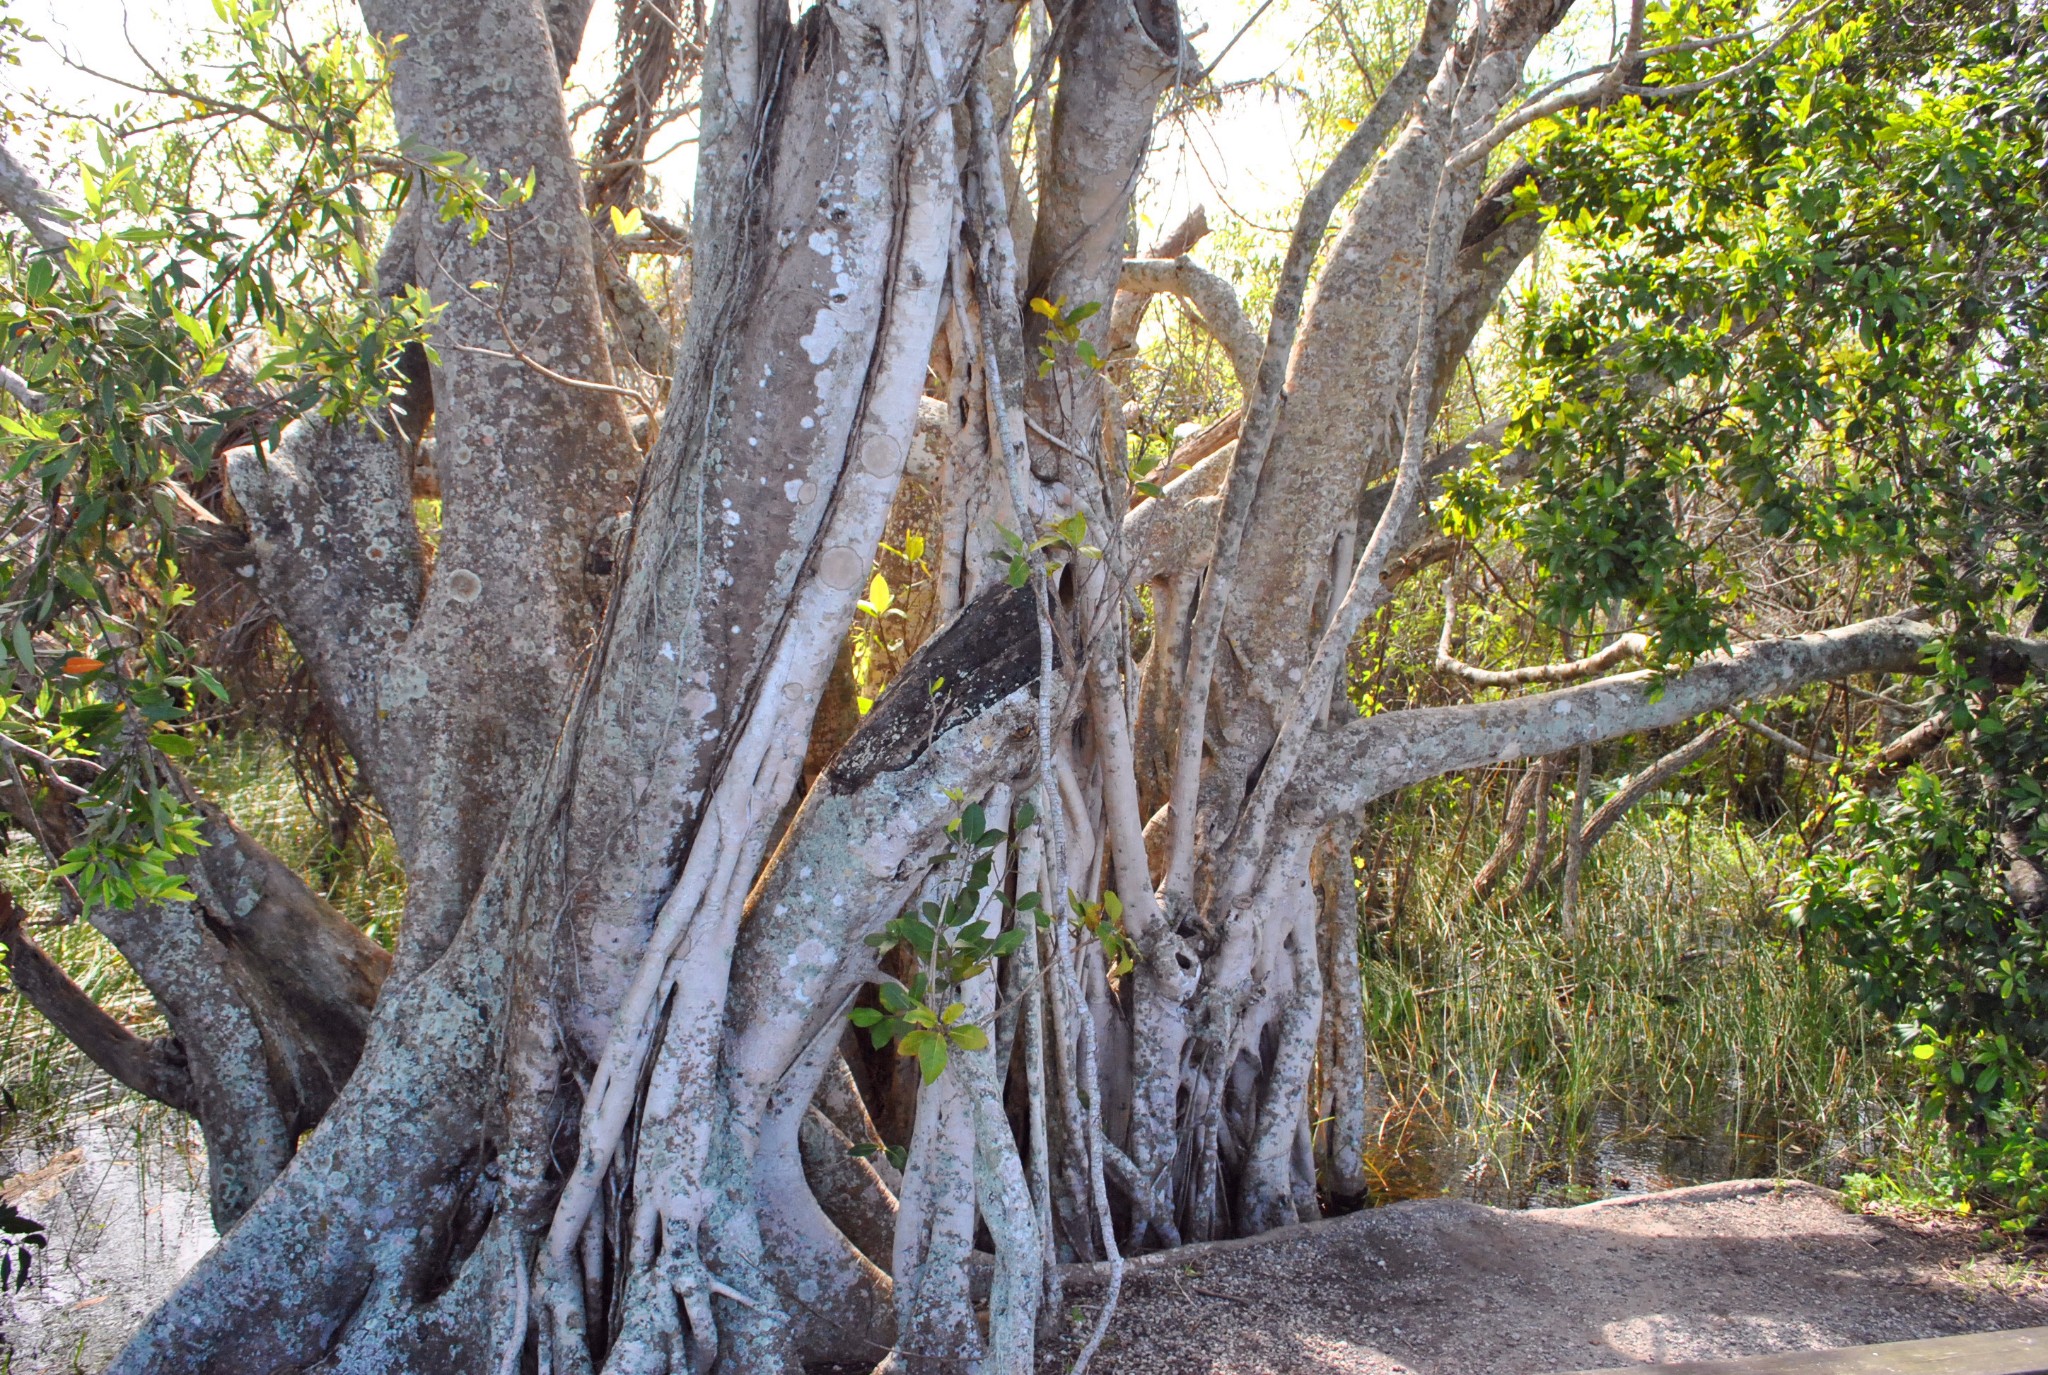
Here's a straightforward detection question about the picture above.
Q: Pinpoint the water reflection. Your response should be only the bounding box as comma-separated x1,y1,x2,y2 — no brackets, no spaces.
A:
0,1104,215,1372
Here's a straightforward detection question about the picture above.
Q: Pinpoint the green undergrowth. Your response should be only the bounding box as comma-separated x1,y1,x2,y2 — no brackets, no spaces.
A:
1350,785,1919,1208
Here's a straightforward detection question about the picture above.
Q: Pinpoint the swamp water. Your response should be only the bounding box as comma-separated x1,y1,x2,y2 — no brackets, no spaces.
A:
0,1106,214,1374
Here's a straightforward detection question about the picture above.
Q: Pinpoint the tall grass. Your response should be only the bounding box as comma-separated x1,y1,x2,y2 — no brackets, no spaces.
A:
1351,779,1913,1206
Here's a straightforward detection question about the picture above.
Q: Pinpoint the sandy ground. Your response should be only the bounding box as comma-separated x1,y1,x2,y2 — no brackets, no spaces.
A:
1040,1181,2048,1374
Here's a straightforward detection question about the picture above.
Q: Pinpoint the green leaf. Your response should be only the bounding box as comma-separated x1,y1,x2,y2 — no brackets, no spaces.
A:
149,731,196,758
950,1023,988,1052
916,1033,948,1084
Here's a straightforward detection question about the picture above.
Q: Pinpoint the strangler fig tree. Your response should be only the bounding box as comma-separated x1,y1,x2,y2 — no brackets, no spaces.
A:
0,0,2042,1369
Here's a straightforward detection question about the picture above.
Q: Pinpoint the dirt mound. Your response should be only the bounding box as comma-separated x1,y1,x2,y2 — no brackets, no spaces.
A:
1043,1181,2048,1373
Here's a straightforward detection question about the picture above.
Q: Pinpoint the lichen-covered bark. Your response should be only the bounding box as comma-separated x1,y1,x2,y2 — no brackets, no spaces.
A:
0,899,197,1115
232,0,638,973
113,0,1006,1365
1291,616,1948,821
1197,1,1568,860
0,769,389,1229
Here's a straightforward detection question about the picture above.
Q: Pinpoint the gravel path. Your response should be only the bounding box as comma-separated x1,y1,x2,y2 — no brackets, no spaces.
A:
1040,1181,2048,1373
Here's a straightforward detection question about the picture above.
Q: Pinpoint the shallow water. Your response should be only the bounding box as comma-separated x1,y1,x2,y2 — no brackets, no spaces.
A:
0,1106,214,1374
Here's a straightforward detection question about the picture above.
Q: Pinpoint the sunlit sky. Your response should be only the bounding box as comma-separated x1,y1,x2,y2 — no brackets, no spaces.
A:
6,0,1622,251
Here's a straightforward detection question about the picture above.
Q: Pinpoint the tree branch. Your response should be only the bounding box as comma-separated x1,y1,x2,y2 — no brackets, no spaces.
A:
0,892,199,1115
1569,718,1731,858
1292,615,1977,823
1158,0,1462,912
0,143,77,260
0,364,47,413
1436,581,1648,686
1876,713,1949,768
227,421,424,824
1736,714,1837,764
1115,256,1262,393
1471,758,1544,900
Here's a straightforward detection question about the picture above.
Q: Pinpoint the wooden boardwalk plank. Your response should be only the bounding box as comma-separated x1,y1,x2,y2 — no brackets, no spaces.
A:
1558,1326,2048,1375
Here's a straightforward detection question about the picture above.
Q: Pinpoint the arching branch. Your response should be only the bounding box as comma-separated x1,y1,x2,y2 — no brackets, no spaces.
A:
1291,615,1986,823
1115,256,1262,393
1436,582,1648,686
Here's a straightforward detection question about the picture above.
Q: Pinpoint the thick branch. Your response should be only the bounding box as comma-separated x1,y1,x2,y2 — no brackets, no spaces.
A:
0,363,47,412
1123,452,1227,583
1107,206,1211,362
0,895,198,1115
1159,0,1462,909
1877,714,1949,767
1470,759,1543,900
1116,256,1262,392
1292,615,1954,822
228,421,424,809
0,143,76,259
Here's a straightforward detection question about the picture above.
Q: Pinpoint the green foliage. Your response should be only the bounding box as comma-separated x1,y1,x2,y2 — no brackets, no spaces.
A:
1789,681,2048,1218
0,0,525,912
1446,4,2048,658
852,802,1044,1084
1427,5,2048,1216
1790,764,2047,1119
1843,1113,2048,1234
996,512,1099,590
1030,295,1104,377
1071,888,1135,979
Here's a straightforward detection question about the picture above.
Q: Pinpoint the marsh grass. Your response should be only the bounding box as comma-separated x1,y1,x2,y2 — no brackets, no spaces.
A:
1352,783,1915,1206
